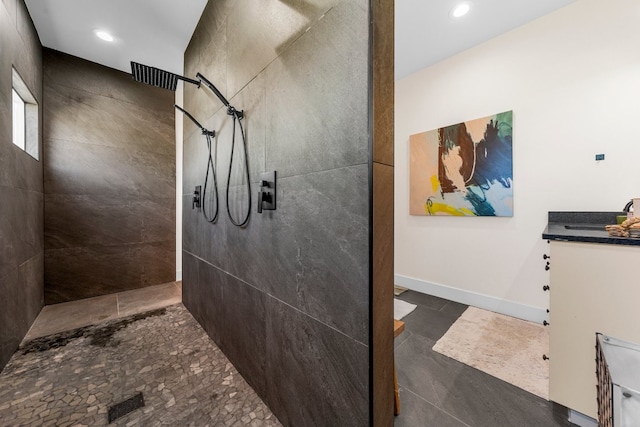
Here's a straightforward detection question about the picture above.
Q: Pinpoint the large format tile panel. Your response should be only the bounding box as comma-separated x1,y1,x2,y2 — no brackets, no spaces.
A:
44,138,175,198
18,252,44,336
0,3,10,134
182,252,223,345
1,0,44,373
44,240,175,304
11,0,41,101
0,186,43,280
182,164,369,344
43,49,175,111
264,0,368,179
182,252,267,400
0,140,43,191
0,140,43,193
217,264,267,400
0,268,21,370
44,194,175,249
265,296,369,426
1,0,16,28
43,83,175,157
0,252,43,371
226,0,340,98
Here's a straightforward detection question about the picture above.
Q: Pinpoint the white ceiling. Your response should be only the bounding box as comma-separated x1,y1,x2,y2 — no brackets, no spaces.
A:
24,0,208,75
24,0,576,80
395,0,577,80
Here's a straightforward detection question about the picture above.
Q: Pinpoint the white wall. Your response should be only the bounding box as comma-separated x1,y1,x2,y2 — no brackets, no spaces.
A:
395,0,640,321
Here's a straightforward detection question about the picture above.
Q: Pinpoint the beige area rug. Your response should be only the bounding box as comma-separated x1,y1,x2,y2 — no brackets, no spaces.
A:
432,307,549,400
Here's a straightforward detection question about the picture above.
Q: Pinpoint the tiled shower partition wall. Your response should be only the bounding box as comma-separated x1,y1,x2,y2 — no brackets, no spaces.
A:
42,49,176,304
0,0,44,371
182,0,394,425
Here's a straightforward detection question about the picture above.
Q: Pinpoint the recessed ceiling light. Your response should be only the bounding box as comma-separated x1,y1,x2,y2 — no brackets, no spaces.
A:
451,2,471,18
95,30,114,42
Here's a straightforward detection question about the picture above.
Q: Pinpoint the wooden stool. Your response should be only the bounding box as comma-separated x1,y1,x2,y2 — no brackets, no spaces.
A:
394,319,405,415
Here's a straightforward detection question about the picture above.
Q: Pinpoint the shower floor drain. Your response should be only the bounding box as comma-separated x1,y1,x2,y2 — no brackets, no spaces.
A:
107,392,145,423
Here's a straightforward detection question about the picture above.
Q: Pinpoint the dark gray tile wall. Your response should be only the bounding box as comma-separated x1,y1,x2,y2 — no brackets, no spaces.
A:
43,49,176,304
0,0,43,372
182,0,380,425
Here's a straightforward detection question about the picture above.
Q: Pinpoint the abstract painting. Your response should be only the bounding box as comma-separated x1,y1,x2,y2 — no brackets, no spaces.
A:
409,111,513,216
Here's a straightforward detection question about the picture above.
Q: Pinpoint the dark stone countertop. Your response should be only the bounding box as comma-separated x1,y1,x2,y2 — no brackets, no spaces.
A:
542,211,640,247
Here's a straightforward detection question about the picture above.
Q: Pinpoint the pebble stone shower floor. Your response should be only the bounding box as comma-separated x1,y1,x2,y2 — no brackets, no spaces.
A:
0,304,281,426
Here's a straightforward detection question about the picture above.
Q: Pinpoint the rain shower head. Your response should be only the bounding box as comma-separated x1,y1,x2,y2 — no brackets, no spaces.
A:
131,62,200,91
175,105,215,137
196,72,230,107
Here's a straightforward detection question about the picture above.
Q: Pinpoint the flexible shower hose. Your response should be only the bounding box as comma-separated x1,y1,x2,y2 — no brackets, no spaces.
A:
202,132,219,223
225,108,251,227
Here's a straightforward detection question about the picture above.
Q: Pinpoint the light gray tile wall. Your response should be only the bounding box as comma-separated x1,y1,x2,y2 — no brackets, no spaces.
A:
43,49,176,304
182,0,373,425
0,0,43,372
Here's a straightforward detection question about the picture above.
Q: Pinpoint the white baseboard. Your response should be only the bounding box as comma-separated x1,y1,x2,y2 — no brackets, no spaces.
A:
176,270,182,281
394,274,547,324
569,409,597,427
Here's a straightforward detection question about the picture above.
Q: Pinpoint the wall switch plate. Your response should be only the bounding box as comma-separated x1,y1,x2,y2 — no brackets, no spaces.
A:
595,154,605,161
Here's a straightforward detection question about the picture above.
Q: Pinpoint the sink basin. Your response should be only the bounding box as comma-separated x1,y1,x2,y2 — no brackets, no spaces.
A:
564,225,605,231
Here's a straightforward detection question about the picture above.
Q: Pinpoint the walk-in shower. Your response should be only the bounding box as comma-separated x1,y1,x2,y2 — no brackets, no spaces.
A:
130,62,252,227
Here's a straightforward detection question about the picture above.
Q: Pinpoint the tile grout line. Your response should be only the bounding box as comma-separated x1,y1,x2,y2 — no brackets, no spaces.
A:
402,387,472,427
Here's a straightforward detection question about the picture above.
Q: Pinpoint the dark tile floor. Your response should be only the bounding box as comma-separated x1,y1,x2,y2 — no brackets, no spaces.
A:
394,291,573,427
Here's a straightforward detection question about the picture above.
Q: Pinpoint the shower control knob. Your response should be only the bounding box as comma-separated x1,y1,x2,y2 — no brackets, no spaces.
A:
543,320,549,326
545,264,550,271
543,254,551,260
257,171,277,214
192,185,202,209
257,191,272,214
543,354,549,361
543,285,550,291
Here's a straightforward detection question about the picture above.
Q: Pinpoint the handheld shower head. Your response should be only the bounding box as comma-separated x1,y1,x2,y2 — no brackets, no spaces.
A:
175,105,214,136
131,62,201,91
196,72,230,107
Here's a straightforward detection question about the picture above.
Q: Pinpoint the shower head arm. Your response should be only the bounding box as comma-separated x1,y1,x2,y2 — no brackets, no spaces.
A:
177,75,202,88
196,72,230,107
175,105,215,137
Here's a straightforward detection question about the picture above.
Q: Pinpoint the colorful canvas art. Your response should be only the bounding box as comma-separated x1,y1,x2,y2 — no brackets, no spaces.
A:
409,111,513,216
